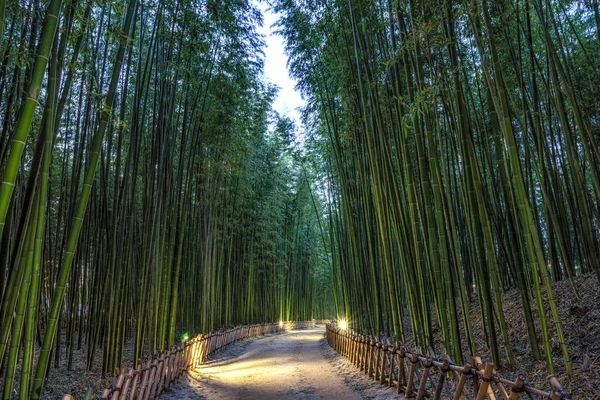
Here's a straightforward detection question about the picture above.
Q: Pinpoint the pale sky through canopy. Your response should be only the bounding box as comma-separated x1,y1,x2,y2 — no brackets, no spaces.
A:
256,1,305,126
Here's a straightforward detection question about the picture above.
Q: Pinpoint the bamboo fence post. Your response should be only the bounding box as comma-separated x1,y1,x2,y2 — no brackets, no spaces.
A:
406,353,419,398
416,358,432,399
434,362,449,400
202,338,208,363
110,372,126,400
164,353,172,390
396,347,406,394
195,340,201,366
346,333,350,357
162,355,170,394
137,363,151,400
346,332,350,360
354,335,362,370
335,329,338,351
364,339,370,375
147,359,162,399
118,370,133,400
379,344,387,384
363,338,369,371
192,340,198,368
495,378,510,400
145,361,158,400
127,371,140,400
362,338,369,372
374,343,381,380
387,346,395,388
452,364,473,400
153,358,164,398
476,362,494,400
472,357,481,394
173,349,181,382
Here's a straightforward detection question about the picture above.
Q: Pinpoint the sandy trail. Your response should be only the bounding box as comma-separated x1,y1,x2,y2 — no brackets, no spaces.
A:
161,326,392,399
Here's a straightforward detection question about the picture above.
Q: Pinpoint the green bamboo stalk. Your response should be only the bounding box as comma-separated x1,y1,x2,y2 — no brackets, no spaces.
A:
18,33,58,399
0,0,62,241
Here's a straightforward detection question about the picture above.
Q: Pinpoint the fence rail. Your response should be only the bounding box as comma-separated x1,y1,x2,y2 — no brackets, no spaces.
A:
63,320,316,400
326,323,570,400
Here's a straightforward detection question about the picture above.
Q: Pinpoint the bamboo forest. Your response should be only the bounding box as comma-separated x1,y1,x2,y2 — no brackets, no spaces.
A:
0,0,599,398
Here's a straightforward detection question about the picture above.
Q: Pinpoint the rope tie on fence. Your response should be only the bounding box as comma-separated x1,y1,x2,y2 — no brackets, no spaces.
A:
510,384,525,393
440,362,450,373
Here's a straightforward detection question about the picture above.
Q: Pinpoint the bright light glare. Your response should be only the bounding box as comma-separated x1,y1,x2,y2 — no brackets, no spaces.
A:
339,320,348,331
279,320,284,328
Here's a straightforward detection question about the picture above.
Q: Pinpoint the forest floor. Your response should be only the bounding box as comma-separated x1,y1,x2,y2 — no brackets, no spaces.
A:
391,272,600,399
161,326,395,399
467,273,600,399
0,328,137,399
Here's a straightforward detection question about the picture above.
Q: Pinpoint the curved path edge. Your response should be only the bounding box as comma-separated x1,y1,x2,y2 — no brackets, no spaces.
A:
160,326,400,399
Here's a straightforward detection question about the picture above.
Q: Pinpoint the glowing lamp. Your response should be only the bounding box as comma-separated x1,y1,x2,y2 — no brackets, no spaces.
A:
181,332,189,342
339,319,348,331
279,320,284,328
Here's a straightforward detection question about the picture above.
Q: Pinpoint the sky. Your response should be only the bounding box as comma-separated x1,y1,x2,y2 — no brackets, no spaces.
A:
256,2,305,126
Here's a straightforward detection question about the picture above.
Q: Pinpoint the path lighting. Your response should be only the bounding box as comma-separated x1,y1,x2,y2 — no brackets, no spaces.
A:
181,332,189,343
279,320,284,328
339,319,348,331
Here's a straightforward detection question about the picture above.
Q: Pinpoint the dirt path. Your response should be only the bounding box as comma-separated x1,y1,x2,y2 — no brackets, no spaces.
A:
161,326,396,399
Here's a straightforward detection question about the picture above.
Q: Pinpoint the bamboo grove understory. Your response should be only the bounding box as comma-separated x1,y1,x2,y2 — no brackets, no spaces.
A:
0,0,332,398
0,0,598,397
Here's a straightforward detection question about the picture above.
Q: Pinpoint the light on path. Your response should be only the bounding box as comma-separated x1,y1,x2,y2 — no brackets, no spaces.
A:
279,320,284,328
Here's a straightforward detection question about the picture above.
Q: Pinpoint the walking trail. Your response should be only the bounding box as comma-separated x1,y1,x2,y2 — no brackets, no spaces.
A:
161,326,397,399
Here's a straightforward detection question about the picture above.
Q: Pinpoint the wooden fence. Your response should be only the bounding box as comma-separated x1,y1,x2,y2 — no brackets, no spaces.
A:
63,320,316,400
326,323,570,400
